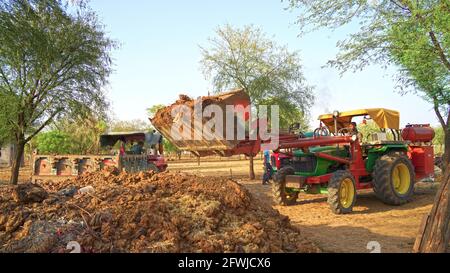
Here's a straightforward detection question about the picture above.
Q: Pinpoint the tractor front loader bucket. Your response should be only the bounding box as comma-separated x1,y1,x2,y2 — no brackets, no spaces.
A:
151,89,257,157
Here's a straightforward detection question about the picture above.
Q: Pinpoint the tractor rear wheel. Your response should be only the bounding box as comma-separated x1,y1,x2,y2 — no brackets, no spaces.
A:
273,166,299,206
373,154,415,205
328,170,357,214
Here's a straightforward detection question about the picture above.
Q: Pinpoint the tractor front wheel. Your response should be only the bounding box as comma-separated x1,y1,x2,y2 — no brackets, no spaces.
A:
373,154,415,205
328,170,357,214
273,166,299,206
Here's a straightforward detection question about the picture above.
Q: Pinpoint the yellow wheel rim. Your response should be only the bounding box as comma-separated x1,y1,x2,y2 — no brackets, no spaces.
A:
392,163,411,195
339,178,355,209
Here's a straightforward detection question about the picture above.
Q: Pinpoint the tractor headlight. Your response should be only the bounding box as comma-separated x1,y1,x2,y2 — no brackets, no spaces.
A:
333,110,340,118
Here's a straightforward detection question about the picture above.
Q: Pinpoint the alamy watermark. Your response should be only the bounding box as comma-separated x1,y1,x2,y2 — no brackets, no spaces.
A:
67,241,81,253
170,101,280,151
367,241,382,253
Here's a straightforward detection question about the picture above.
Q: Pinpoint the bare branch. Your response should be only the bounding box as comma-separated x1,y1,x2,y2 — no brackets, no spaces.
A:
433,97,448,129
0,66,15,94
429,31,450,72
25,108,63,143
390,0,411,12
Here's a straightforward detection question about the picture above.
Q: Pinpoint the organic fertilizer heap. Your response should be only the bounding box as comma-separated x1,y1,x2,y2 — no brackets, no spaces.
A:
151,93,226,126
150,89,253,157
0,168,318,253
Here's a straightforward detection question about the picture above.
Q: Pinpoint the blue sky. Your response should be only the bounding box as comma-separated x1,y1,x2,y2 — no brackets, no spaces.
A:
89,0,438,128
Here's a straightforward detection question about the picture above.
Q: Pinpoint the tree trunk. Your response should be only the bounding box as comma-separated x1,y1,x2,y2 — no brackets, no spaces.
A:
249,155,255,180
10,141,25,185
443,130,450,173
413,163,450,253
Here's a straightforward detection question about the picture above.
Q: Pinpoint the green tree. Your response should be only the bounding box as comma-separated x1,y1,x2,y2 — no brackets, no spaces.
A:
287,0,449,166
32,115,107,155
147,104,166,119
287,0,449,253
434,127,445,146
55,115,108,154
109,119,152,132
0,92,16,145
35,130,73,154
433,126,445,154
163,138,181,159
387,10,449,168
0,0,115,184
200,24,314,179
358,121,383,142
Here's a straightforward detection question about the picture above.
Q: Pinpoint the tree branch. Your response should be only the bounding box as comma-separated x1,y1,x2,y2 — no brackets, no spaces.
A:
28,96,59,126
25,109,62,143
0,66,15,94
429,31,450,72
391,0,411,12
433,97,448,130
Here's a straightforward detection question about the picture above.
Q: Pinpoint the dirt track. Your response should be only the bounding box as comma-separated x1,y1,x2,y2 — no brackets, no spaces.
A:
168,158,439,253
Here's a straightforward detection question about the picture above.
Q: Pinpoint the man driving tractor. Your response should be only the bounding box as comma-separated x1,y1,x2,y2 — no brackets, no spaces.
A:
348,122,358,135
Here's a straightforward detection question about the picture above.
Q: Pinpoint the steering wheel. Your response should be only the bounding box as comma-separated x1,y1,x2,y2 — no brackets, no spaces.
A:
338,128,350,135
314,127,329,137
289,123,307,138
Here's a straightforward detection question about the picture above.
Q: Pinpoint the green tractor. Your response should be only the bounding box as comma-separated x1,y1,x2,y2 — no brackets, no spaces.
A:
271,108,435,214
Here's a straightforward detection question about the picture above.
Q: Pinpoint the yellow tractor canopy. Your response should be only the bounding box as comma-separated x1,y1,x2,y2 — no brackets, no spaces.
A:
318,108,400,133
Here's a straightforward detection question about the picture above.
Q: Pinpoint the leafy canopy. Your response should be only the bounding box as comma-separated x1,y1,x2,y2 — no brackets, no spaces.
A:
109,119,152,133
387,7,449,125
0,0,116,145
287,0,450,149
147,104,166,119
200,24,314,129
35,130,74,154
286,1,449,95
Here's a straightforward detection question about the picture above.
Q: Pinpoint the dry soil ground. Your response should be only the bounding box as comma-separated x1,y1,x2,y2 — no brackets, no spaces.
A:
1,158,440,253
0,168,30,185
168,158,439,253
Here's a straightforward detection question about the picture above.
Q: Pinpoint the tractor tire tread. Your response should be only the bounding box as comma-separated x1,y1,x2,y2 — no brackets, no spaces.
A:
373,154,415,206
272,166,298,206
327,170,356,214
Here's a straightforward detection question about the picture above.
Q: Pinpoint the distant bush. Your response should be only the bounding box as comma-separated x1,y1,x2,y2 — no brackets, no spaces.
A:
35,131,75,155
433,127,445,155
